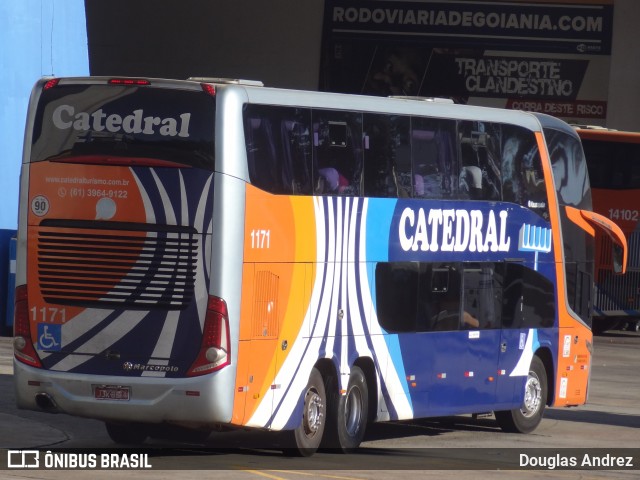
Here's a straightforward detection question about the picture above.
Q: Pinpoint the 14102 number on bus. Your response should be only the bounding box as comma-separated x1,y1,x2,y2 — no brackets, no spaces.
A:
608,209,639,222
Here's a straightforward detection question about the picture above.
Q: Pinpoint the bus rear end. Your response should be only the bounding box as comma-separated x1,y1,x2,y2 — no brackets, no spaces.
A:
577,127,640,333
13,77,234,436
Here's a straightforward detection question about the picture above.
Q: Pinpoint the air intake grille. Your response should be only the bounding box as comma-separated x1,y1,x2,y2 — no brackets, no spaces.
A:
37,221,198,310
595,230,640,314
595,269,640,314
599,231,640,269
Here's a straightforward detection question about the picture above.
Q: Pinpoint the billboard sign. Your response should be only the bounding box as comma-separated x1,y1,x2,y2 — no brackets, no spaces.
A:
320,0,614,123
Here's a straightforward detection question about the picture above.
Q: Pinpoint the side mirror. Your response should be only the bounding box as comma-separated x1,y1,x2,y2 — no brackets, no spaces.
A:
567,207,628,275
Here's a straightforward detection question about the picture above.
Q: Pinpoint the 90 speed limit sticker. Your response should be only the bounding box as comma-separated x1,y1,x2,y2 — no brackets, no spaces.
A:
31,195,50,217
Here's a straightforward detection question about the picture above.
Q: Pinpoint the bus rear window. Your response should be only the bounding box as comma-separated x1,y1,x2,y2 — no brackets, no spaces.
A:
582,139,640,189
31,84,215,170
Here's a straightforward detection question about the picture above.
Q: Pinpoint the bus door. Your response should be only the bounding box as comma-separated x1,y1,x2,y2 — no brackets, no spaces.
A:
461,263,503,408
424,263,501,415
495,261,558,408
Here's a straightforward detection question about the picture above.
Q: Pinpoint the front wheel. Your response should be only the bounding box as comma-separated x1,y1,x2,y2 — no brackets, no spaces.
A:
495,355,547,434
324,366,369,452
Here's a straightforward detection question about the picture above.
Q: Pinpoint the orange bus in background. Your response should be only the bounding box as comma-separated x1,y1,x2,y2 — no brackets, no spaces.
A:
576,127,640,333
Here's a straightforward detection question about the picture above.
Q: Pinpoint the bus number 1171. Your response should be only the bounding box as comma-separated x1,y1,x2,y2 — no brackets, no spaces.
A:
250,229,271,249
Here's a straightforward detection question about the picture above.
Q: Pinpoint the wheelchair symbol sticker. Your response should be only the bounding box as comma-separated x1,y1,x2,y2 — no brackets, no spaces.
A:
37,324,62,351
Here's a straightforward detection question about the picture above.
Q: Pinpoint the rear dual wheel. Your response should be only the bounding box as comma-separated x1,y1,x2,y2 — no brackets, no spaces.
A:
324,366,369,452
289,365,369,456
288,367,327,456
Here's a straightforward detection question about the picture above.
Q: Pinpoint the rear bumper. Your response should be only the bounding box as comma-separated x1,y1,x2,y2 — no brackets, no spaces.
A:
14,360,235,427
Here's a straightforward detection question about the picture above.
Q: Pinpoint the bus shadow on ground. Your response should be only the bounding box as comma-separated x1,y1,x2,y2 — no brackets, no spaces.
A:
544,408,640,429
363,415,499,442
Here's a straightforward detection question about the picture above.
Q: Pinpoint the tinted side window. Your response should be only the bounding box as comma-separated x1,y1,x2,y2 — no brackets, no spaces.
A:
502,263,555,329
426,264,463,331
545,128,593,323
502,125,549,220
582,139,640,189
376,262,510,332
411,118,457,199
375,262,463,333
545,128,591,209
363,114,411,197
457,121,501,201
243,104,312,194
462,264,502,330
313,110,363,196
375,262,419,333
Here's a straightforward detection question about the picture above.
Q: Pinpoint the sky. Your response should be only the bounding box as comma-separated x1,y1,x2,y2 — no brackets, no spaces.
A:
0,0,89,230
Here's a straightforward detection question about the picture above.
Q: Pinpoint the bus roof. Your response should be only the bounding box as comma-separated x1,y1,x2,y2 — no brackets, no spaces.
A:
40,76,548,133
239,83,543,132
573,126,640,144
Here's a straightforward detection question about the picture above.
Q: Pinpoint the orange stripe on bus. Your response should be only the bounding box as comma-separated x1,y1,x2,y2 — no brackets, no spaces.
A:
535,131,591,407
233,185,316,425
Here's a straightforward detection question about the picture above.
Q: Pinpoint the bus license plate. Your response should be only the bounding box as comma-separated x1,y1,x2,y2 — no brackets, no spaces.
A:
94,385,130,401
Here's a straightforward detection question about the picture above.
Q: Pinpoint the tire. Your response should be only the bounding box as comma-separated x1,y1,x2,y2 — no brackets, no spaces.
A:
495,356,547,434
105,422,148,445
286,367,327,457
324,366,369,452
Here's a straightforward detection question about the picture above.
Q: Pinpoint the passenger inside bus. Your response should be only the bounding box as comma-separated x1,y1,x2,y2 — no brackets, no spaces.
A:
317,167,349,194
313,117,362,196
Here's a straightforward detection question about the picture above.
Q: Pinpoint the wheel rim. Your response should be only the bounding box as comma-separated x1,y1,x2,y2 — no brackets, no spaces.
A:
521,371,542,418
303,387,324,438
344,385,363,437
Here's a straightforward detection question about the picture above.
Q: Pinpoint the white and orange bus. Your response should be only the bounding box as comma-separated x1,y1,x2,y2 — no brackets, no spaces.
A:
576,126,640,333
13,77,626,455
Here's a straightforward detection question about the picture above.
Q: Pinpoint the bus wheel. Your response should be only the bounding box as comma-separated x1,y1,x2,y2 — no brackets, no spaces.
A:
105,422,148,445
288,367,326,457
495,356,547,434
325,366,369,452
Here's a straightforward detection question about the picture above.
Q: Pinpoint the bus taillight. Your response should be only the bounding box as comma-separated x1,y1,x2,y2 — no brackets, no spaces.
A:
108,78,151,86
43,79,60,90
201,83,216,96
13,285,42,368
187,295,230,376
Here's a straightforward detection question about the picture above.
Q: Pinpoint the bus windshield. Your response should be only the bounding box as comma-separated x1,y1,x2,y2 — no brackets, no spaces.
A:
31,83,216,169
577,128,640,332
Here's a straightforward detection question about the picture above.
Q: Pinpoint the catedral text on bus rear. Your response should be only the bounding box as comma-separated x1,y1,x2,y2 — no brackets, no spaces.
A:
52,104,192,137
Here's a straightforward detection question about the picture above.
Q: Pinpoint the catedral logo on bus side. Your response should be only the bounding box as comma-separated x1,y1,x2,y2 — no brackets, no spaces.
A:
52,105,192,137
399,207,511,253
